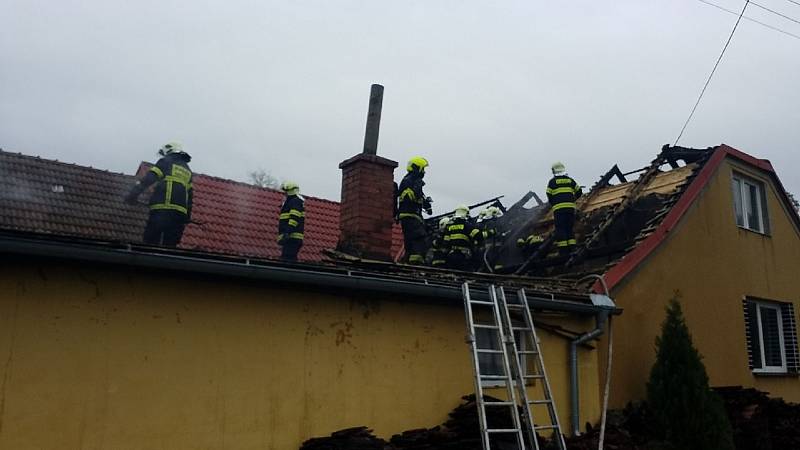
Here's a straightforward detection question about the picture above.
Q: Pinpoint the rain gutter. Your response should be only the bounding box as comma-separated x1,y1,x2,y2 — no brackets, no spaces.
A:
0,234,612,316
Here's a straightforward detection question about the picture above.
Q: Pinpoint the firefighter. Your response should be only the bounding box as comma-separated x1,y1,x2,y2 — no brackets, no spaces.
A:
444,204,476,271
396,156,433,264
477,206,504,271
124,141,193,247
430,216,451,267
517,233,545,257
546,162,583,255
277,181,305,262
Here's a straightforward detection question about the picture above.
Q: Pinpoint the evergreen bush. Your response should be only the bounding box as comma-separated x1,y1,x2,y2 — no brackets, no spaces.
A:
646,293,734,450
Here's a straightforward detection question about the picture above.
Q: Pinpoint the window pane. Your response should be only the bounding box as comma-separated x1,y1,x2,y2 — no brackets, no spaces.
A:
476,328,504,376
747,183,761,231
759,306,783,367
732,178,744,226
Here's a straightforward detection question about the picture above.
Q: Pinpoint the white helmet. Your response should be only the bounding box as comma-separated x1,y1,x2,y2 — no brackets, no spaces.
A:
480,206,502,220
551,161,566,175
158,141,184,156
438,217,451,231
454,204,469,218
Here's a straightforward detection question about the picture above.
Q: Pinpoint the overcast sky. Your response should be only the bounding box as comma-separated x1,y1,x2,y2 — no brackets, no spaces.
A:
1,0,798,212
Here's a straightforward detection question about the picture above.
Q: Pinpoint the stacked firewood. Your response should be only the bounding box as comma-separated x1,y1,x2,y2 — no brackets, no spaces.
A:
300,426,391,450
301,388,800,449
715,386,800,450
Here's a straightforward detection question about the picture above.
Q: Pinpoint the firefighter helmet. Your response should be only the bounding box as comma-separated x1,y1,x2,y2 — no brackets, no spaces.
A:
454,204,469,218
158,141,184,156
407,156,429,173
438,217,451,231
281,181,300,195
551,161,566,175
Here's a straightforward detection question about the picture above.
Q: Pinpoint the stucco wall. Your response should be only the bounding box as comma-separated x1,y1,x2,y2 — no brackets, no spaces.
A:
606,157,800,407
0,258,601,449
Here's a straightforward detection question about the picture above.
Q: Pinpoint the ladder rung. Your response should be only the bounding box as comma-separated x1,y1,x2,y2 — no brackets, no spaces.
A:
528,399,553,405
534,424,559,431
517,350,539,355
523,374,545,380
511,326,532,332
476,349,504,354
470,300,495,306
487,428,521,433
484,401,515,406
505,304,526,309
480,374,508,380
473,324,499,330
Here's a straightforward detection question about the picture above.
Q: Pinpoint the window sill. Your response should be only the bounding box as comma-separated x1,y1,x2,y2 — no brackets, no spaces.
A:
736,225,770,237
752,371,798,378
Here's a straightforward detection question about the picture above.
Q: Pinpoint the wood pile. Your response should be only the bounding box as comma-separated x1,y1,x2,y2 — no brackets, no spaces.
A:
300,426,391,450
300,388,800,449
300,395,552,450
714,386,800,450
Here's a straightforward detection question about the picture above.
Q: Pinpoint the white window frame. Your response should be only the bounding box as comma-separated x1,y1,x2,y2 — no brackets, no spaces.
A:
479,330,529,388
732,173,767,234
753,301,787,374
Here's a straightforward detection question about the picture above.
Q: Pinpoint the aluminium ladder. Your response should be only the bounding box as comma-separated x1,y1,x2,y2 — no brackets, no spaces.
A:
463,282,567,450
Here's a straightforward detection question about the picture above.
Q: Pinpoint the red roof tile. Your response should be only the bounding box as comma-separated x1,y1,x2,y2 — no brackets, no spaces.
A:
1,151,403,262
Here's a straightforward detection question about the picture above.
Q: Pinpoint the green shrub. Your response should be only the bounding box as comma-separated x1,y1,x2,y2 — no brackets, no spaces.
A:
646,293,734,450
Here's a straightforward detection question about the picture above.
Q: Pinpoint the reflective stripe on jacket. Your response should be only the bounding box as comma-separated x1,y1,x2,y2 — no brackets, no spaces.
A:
546,175,582,211
144,154,193,216
278,194,305,241
397,172,427,220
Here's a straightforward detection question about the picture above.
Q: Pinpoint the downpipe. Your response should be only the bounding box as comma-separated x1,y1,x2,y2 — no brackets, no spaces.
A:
570,274,613,437
570,310,609,436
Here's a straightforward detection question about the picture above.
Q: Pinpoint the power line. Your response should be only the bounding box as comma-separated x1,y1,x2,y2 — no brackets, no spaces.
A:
675,1,750,145
784,0,800,8
698,0,800,41
750,1,800,25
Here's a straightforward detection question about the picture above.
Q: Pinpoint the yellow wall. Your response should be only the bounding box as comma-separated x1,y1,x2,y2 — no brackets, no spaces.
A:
605,157,800,407
0,259,602,449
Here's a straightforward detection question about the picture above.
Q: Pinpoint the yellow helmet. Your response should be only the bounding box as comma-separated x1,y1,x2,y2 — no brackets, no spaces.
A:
281,181,300,195
407,156,429,173
551,161,566,175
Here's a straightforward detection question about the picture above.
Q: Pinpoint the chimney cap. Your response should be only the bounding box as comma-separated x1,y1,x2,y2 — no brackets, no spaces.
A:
339,153,398,170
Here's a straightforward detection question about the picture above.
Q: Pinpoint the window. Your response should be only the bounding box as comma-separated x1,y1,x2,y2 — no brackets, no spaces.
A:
476,328,530,386
743,298,799,374
732,173,769,233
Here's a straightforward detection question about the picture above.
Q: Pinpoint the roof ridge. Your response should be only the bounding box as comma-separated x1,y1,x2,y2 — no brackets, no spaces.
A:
192,172,341,205
0,148,134,178
136,160,341,206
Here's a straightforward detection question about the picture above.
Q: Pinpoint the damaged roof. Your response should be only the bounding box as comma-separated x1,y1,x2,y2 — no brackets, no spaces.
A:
0,150,402,263
496,144,800,292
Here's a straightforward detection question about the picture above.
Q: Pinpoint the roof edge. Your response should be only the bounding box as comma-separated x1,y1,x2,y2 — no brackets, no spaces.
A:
596,146,727,293
596,144,800,293
0,232,611,315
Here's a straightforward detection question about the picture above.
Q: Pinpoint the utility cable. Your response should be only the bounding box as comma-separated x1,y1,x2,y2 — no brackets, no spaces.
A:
698,0,800,40
675,0,750,145
598,315,613,450
785,0,800,7
750,0,800,25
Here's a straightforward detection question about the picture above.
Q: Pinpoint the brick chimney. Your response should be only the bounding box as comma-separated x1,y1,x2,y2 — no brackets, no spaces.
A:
337,84,398,260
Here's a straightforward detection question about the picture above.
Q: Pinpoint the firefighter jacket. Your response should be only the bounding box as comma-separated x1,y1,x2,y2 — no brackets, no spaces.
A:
546,175,583,212
128,153,193,217
430,228,448,266
278,194,305,242
444,216,478,253
476,217,502,247
397,172,430,221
